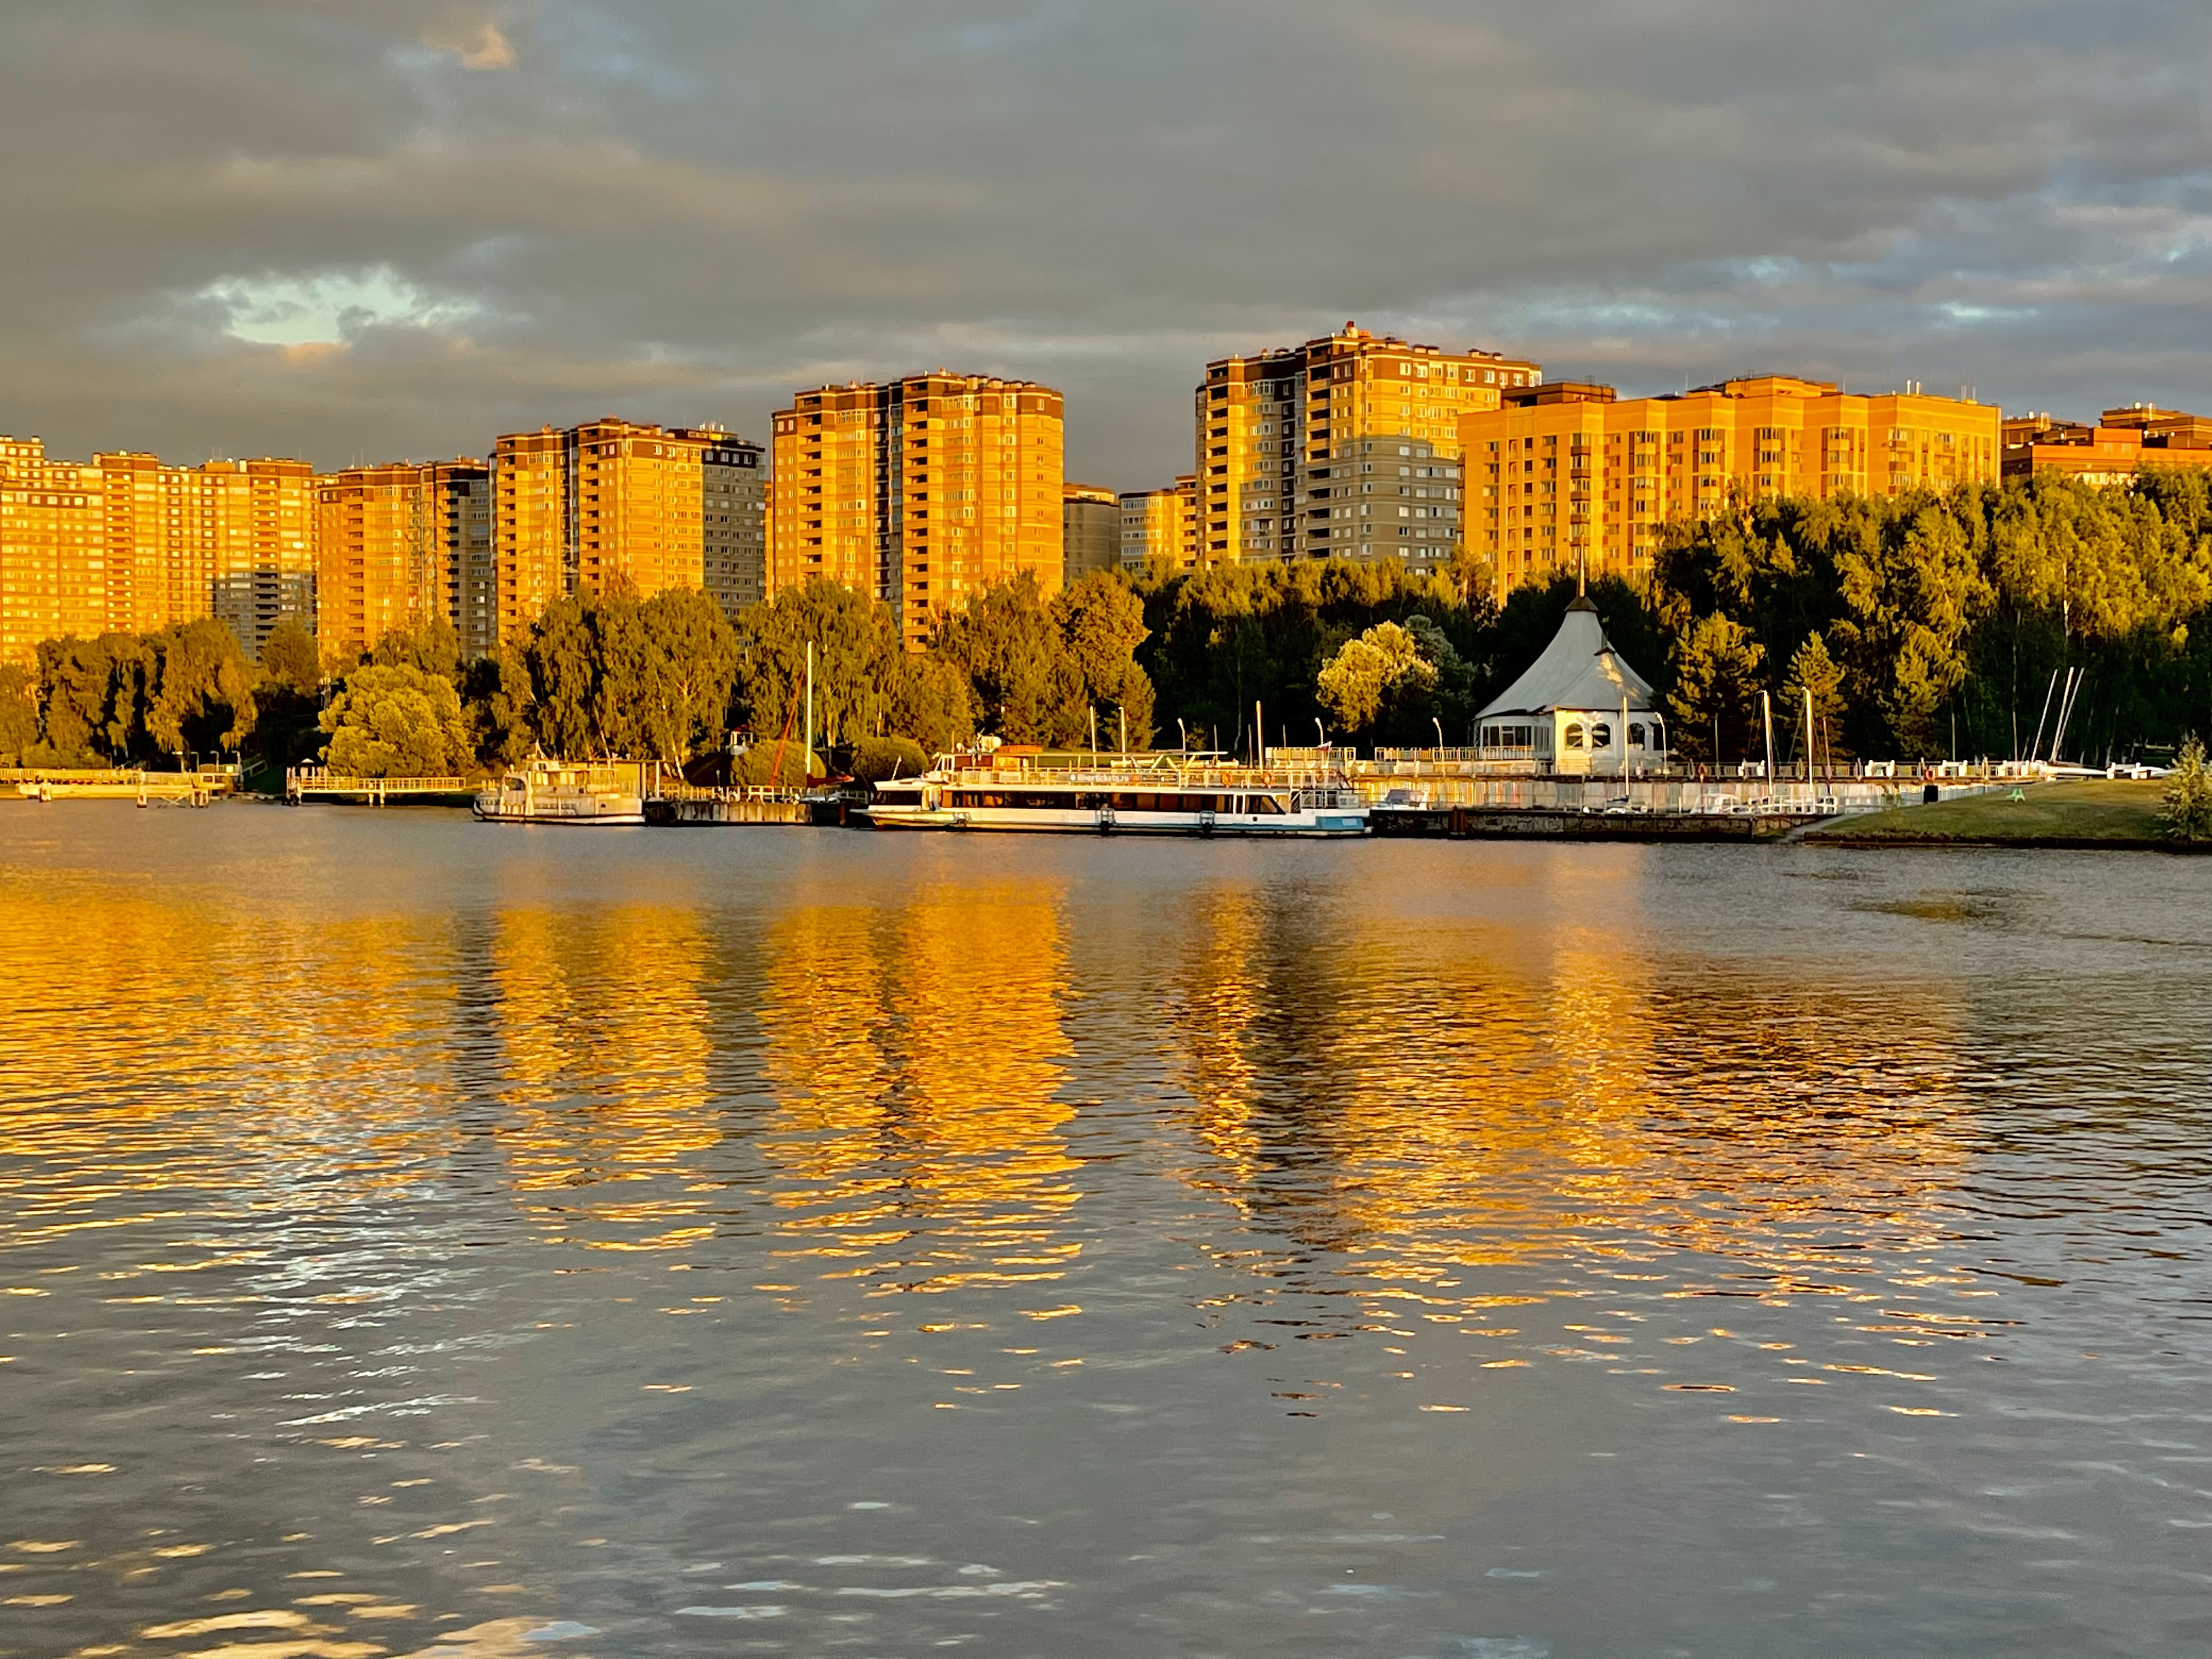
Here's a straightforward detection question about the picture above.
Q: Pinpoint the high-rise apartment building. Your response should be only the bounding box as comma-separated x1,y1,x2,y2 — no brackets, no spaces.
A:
2,438,316,665
0,437,109,668
1195,323,1540,571
1117,477,1198,574
769,373,1065,650
678,427,767,617
493,417,712,642
1062,483,1119,583
315,460,493,663
1462,376,2002,595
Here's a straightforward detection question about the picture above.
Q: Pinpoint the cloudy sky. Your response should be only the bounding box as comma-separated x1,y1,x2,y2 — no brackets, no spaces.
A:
3,1,2209,487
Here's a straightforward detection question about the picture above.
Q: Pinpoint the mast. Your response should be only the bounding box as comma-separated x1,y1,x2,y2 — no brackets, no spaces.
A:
1761,690,1776,792
804,640,814,781
1803,684,1815,787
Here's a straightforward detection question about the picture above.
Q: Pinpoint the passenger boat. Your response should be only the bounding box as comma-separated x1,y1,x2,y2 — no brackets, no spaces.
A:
473,759,647,826
866,748,1368,837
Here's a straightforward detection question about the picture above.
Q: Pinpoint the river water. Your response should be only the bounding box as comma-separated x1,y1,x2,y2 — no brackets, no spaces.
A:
0,804,2207,1658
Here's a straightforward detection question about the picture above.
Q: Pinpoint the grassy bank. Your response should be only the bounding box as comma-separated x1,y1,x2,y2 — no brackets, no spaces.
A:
1806,780,2187,848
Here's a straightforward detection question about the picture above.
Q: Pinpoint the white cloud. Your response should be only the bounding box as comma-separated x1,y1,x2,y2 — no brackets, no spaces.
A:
198,267,484,347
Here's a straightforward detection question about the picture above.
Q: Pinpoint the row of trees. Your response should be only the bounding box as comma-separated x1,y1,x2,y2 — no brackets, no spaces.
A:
6,475,2209,776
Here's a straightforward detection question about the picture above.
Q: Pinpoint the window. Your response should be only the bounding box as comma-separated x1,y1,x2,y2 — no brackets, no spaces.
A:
1590,722,1613,748
1564,723,1587,750
1628,723,1648,748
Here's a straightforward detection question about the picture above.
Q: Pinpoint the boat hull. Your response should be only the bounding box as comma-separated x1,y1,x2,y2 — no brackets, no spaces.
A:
865,804,1366,837
473,795,645,826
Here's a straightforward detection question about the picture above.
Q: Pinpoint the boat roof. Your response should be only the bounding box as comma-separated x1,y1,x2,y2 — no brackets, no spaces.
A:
1477,597,1656,719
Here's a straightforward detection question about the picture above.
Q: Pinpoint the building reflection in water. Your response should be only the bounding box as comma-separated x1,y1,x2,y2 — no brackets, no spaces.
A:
1155,850,1972,1322
760,879,1081,1295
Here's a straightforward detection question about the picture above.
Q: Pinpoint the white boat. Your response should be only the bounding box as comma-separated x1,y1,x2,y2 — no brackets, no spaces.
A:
866,748,1368,837
473,759,647,826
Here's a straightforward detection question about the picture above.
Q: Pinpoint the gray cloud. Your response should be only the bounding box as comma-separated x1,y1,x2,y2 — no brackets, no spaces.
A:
3,0,2209,486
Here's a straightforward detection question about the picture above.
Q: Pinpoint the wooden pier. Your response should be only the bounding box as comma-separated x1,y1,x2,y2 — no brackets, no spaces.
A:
285,769,470,805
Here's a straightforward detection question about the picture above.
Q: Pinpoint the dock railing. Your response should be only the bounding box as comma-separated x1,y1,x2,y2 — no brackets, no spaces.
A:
286,768,469,803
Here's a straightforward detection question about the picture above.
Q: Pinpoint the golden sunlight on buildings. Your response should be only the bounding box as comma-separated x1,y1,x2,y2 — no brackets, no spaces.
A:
1463,376,2001,596
1197,322,1539,572
315,460,492,663
1117,475,1197,574
2002,403,2212,484
1,438,317,665
769,373,1066,651
493,418,715,643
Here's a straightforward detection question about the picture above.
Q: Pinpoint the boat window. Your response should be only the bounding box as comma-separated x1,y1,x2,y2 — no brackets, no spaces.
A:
1590,722,1613,748
1564,723,1587,750
1251,793,1285,814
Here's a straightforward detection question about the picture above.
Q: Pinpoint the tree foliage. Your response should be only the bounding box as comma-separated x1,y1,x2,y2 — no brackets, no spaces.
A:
2161,737,2212,842
319,664,472,777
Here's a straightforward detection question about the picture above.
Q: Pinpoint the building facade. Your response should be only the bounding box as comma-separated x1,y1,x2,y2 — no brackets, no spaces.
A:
0,438,108,668
1195,323,1539,571
493,418,712,642
1,438,317,666
1062,483,1119,583
681,427,767,617
2001,404,2212,484
769,373,1065,650
1463,376,2002,596
315,460,493,664
1118,476,1197,574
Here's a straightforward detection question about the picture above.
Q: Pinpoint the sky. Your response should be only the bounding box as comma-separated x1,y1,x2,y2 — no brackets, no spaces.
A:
3,0,2210,489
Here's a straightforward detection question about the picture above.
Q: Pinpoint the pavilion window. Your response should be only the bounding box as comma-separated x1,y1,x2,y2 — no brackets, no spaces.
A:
1564,723,1587,750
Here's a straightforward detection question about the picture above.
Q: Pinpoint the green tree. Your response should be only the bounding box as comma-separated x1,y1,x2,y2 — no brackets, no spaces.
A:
634,588,740,760
249,616,325,777
36,634,142,764
1046,572,1155,748
934,573,1060,742
368,617,463,684
1668,613,1767,763
886,651,974,753
0,664,37,766
1317,620,1438,737
464,646,536,767
2160,737,2212,842
319,664,472,777
145,619,256,764
1781,629,1851,765
730,742,822,787
735,578,898,751
849,734,929,783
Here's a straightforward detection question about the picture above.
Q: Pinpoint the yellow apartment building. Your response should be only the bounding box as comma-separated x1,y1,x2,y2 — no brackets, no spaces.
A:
1463,375,2001,595
1117,476,1197,574
678,427,768,616
2,438,317,665
2002,404,2212,484
493,417,712,642
315,460,492,663
1062,483,1119,583
0,437,108,668
769,373,1065,650
1196,323,1540,571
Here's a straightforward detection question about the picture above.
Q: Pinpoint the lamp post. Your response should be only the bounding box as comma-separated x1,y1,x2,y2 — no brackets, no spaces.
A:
1176,718,1187,754
1314,717,1325,749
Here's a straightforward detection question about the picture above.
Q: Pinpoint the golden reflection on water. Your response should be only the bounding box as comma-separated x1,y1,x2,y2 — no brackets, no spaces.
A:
760,881,1082,1294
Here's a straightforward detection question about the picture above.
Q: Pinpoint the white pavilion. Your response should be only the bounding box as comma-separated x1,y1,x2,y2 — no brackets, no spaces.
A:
1475,595,1666,775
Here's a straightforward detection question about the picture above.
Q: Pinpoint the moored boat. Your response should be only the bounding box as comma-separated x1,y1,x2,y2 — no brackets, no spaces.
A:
473,759,647,826
866,748,1368,837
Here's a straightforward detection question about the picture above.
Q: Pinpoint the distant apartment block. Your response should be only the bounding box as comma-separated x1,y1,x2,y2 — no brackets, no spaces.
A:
681,427,767,616
769,373,1065,650
2002,404,2212,484
315,460,492,664
1196,323,1539,572
1118,476,1198,574
1462,376,2002,595
1062,483,1119,583
493,418,713,642
0,437,315,665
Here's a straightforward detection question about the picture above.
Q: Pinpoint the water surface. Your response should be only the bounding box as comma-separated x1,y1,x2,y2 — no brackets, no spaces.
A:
1,805,2207,1657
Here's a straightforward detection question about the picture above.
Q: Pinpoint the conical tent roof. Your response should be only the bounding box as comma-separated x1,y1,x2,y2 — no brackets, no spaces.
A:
1477,597,1656,720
